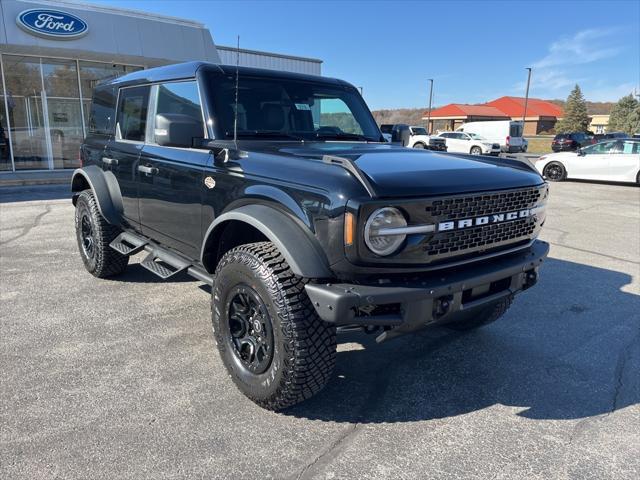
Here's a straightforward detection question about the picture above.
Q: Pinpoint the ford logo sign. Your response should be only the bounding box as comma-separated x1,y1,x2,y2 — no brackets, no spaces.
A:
17,9,88,40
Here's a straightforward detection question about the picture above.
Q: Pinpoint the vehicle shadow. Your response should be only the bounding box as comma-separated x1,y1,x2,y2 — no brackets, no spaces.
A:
284,257,640,423
563,179,639,188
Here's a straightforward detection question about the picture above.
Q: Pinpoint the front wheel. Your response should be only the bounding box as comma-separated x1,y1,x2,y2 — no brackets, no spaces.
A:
74,190,128,278
412,142,426,149
543,162,566,181
470,146,482,155
212,242,336,410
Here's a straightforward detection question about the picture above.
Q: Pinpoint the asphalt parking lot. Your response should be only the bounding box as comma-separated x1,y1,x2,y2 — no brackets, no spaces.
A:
1,181,639,479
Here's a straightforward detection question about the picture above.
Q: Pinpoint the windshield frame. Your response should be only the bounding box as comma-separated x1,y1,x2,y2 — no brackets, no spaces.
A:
202,70,383,142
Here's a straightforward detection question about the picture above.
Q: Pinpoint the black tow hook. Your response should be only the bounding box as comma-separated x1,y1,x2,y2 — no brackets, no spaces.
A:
433,295,453,319
524,270,538,289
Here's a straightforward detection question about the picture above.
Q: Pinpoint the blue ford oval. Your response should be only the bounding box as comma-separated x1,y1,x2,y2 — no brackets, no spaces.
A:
17,9,88,39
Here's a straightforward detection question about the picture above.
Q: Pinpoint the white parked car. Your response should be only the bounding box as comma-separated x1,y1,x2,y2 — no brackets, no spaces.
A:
380,124,447,150
437,131,501,155
535,139,640,183
456,120,525,152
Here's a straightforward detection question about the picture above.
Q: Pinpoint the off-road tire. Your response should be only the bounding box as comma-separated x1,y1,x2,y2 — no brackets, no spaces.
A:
446,296,512,331
74,190,128,278
543,161,567,181
470,146,482,155
212,242,337,410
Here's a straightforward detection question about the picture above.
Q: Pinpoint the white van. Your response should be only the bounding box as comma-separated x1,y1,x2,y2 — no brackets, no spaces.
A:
457,120,525,153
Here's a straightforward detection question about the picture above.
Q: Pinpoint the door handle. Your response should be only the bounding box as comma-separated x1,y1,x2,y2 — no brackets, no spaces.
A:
102,157,118,165
138,165,159,175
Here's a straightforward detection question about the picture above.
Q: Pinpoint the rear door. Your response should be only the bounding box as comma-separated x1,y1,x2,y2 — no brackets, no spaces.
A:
508,122,523,150
138,80,210,259
607,140,640,182
107,85,151,230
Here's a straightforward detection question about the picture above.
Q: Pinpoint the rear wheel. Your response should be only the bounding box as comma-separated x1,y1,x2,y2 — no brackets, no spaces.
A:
212,242,336,410
470,146,482,155
543,162,566,181
447,297,512,331
74,190,128,278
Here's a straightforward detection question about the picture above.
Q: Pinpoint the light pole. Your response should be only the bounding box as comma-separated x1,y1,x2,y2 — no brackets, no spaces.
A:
426,78,434,134
522,68,532,129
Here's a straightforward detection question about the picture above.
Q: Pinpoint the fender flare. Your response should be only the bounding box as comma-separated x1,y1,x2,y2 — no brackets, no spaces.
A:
201,204,332,279
70,165,123,225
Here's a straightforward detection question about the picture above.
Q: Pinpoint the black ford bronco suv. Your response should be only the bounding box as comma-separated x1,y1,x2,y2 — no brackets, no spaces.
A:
72,62,549,410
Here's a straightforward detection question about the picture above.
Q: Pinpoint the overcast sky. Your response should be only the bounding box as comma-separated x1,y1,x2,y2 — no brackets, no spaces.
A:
92,0,640,110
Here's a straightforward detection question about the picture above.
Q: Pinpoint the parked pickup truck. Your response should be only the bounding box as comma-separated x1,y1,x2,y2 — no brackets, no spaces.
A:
381,124,447,151
72,62,549,410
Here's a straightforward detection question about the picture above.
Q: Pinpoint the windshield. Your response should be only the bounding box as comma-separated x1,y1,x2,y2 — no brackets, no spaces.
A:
206,73,382,141
411,127,428,135
468,133,487,140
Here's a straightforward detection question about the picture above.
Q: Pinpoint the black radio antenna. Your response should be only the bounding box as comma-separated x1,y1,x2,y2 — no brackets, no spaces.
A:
233,35,240,149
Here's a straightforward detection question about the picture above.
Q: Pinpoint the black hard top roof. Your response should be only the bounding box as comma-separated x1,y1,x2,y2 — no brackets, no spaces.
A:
103,61,348,88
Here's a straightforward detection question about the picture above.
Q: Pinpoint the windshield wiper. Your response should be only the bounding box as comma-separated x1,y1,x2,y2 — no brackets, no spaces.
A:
314,132,373,142
233,130,303,141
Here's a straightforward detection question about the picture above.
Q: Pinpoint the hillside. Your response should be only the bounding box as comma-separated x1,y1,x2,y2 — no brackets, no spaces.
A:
372,101,615,126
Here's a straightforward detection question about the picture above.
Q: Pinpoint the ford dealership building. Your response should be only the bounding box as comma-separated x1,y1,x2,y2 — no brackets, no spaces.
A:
0,0,322,173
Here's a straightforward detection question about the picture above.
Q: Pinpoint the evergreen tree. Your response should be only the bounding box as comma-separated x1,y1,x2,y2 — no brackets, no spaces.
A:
555,85,589,133
607,94,640,135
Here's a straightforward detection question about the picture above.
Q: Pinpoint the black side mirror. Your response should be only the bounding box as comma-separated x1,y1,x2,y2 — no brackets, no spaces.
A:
154,113,204,148
577,148,585,156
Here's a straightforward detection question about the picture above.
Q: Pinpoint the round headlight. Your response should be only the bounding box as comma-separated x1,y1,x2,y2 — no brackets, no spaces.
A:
364,207,407,256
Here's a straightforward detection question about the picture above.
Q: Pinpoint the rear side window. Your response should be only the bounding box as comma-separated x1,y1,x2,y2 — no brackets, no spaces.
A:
88,85,116,136
115,86,150,142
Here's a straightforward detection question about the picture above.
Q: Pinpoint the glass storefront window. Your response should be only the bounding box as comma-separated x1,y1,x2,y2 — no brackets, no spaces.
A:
2,55,49,170
0,66,11,171
42,58,84,169
0,55,143,171
79,62,142,134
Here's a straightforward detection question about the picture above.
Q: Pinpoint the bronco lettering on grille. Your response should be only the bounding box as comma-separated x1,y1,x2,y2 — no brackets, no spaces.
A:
438,208,533,231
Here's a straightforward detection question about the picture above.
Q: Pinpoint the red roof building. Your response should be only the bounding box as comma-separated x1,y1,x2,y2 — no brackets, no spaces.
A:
423,96,564,135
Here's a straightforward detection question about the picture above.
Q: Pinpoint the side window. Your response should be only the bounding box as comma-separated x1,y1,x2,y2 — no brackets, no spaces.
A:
155,81,203,127
315,98,364,135
622,141,640,154
88,85,116,136
152,81,205,146
585,141,615,154
115,86,150,142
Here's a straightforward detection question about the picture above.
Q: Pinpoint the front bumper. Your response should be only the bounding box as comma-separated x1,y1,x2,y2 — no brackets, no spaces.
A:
306,240,549,334
427,144,447,151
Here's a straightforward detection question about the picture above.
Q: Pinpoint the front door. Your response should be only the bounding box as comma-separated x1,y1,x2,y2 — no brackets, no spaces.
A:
571,141,616,180
137,81,209,259
108,85,151,230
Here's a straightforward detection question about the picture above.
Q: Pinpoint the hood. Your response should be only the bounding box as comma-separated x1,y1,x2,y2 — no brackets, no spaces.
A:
245,141,544,198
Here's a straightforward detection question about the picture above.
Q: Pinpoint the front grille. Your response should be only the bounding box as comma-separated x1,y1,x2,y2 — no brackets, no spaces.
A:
425,218,536,256
423,186,547,259
429,186,542,220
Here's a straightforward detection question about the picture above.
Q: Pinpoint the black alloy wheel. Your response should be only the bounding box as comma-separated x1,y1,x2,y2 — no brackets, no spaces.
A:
226,285,274,374
543,162,566,182
74,190,128,277
80,209,96,260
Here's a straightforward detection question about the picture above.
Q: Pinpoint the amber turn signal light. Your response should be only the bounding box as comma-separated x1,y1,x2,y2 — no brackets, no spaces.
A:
344,212,355,246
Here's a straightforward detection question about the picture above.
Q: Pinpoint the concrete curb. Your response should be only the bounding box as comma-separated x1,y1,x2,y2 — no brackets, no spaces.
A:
0,172,72,187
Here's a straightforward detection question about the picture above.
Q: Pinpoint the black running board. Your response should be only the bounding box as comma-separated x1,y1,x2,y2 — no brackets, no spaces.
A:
109,232,213,285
